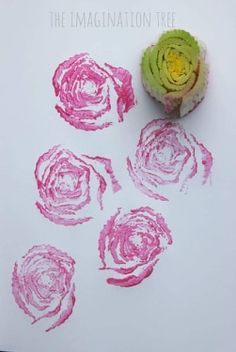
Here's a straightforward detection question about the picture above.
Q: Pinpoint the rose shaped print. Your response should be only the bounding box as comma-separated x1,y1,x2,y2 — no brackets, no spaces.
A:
53,53,136,131
127,119,213,201
99,207,172,287
12,245,75,332
35,145,121,226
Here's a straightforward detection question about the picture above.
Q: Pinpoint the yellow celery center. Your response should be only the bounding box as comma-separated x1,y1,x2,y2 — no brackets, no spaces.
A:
166,50,188,81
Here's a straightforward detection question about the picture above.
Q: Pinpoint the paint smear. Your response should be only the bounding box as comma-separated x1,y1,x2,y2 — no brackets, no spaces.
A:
127,119,213,201
35,145,121,226
12,245,75,332
99,207,172,287
53,53,136,131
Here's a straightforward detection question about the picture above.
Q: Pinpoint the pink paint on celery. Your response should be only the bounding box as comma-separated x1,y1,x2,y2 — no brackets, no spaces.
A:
12,245,75,332
127,119,213,201
99,207,172,287
52,53,136,131
35,145,121,226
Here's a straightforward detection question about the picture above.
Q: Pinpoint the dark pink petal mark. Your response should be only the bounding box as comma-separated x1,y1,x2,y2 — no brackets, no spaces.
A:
12,245,75,332
99,207,172,287
127,119,213,201
53,53,136,131
35,145,121,226
104,63,136,122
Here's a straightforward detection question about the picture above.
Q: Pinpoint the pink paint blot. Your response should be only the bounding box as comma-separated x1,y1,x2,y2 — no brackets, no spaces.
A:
53,53,136,131
12,245,75,332
127,119,213,201
35,145,121,226
99,207,172,287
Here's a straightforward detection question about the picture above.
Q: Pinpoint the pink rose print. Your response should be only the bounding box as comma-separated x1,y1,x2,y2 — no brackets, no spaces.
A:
12,245,75,332
99,207,172,287
52,53,136,131
35,145,121,226
127,119,213,201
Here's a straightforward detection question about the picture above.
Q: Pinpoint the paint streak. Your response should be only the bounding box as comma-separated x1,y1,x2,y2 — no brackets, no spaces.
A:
12,245,75,332
99,207,172,287
127,119,213,201
53,53,136,131
35,145,121,226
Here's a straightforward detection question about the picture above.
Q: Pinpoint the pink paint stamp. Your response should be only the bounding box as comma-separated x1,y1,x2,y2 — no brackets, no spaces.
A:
99,207,172,287
12,245,75,332
127,119,213,201
53,53,136,131
35,145,121,226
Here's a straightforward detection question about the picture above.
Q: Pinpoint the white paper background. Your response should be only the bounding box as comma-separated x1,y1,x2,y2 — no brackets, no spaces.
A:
0,0,236,351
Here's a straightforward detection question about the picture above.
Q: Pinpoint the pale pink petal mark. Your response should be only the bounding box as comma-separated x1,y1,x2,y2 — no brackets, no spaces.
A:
127,119,213,201
12,245,76,332
35,145,121,226
81,155,122,194
190,133,213,185
53,53,136,131
127,158,168,202
99,207,173,287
